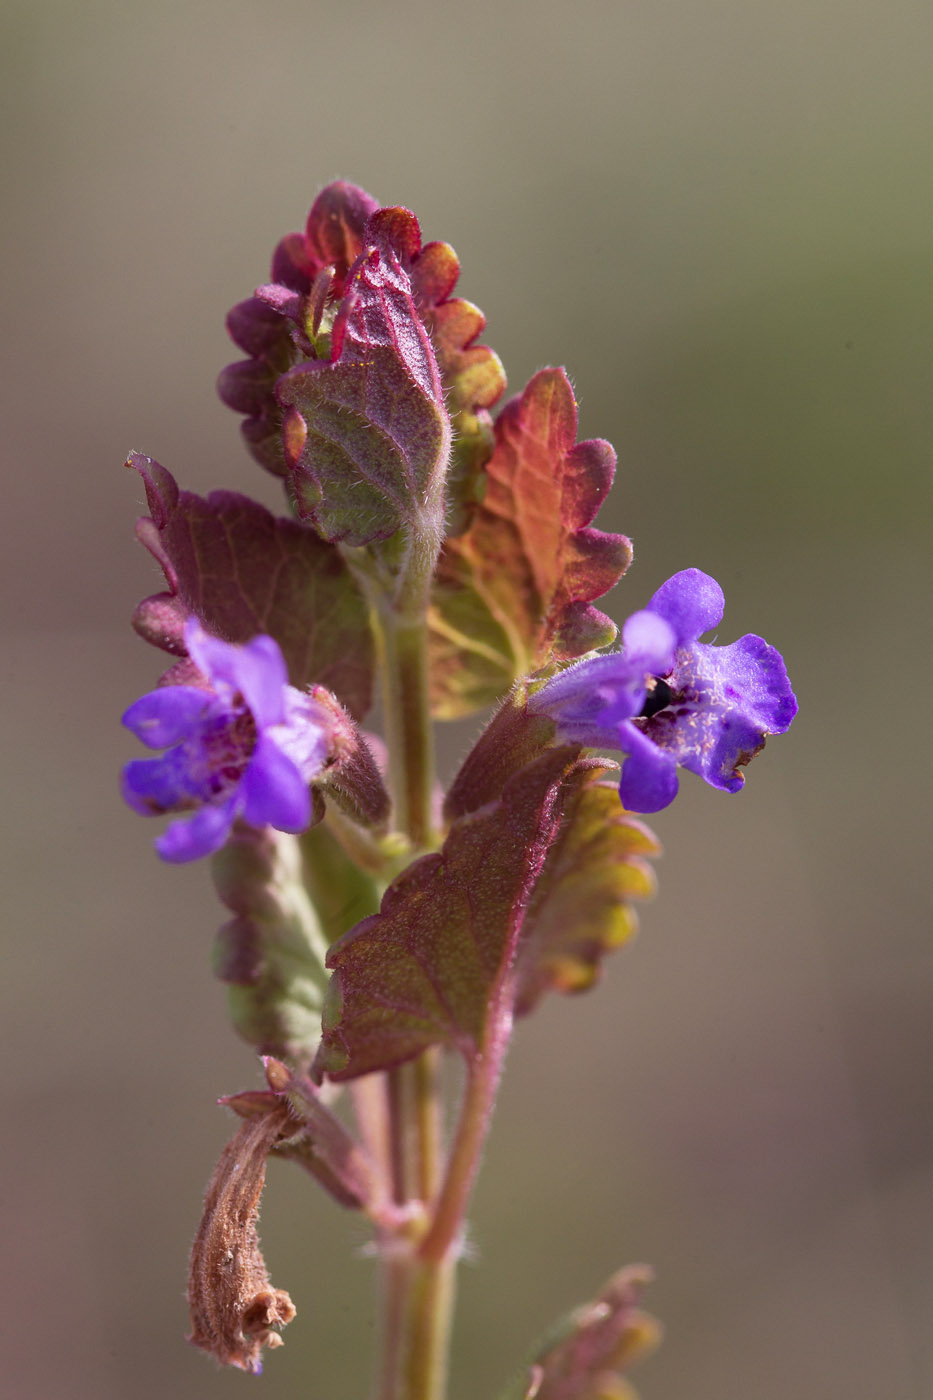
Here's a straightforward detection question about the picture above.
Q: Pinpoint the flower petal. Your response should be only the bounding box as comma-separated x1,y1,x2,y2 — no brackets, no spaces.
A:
648,569,724,645
698,633,798,735
122,686,213,748
183,619,289,726
156,799,237,863
183,619,243,695
532,652,649,730
617,724,680,813
122,750,201,814
649,632,798,791
239,736,311,832
268,690,331,781
229,635,289,728
619,609,676,671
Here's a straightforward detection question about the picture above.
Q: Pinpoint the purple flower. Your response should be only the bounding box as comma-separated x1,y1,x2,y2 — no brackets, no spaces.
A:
530,568,797,813
122,619,333,862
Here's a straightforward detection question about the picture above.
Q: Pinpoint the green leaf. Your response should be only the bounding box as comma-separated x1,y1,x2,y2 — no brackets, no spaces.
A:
212,825,331,1063
297,820,382,946
429,368,632,719
128,453,374,718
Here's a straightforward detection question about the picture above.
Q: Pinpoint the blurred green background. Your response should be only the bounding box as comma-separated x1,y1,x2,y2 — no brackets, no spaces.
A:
2,1,931,1396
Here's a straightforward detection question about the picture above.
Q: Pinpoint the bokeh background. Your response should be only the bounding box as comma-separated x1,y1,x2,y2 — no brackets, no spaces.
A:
2,1,931,1396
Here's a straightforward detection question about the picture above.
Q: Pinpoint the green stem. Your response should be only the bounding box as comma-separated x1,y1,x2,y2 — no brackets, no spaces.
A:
419,1030,508,1265
389,1039,506,1400
364,533,454,1400
378,611,436,850
401,1255,457,1400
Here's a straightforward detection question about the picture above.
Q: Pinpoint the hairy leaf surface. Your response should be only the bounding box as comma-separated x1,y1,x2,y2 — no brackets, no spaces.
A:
410,237,506,527
429,368,632,718
277,208,449,546
514,768,660,1015
315,749,584,1080
129,453,373,717
315,747,656,1080
218,181,378,478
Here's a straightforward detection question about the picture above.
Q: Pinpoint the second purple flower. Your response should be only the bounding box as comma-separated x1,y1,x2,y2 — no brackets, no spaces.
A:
530,569,797,813
121,620,334,862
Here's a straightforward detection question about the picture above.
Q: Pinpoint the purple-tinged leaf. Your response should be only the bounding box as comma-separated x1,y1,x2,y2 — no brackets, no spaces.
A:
508,1267,660,1400
277,208,450,546
219,182,505,534
444,687,558,822
314,748,589,1081
219,182,378,478
304,181,381,280
514,766,660,1015
128,453,374,718
445,700,660,1018
410,238,506,529
429,368,633,719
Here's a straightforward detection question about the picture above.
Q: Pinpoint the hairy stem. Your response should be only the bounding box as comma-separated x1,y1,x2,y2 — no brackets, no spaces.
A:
420,1026,509,1265
367,536,455,1400
378,611,436,851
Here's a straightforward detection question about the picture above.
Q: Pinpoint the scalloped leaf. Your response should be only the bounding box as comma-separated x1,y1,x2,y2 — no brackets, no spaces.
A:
314,736,660,1080
429,368,633,719
128,453,374,718
218,182,378,478
443,689,559,823
514,768,660,1016
410,239,506,528
500,1267,660,1400
314,747,586,1081
276,208,449,546
443,702,661,1016
219,183,505,532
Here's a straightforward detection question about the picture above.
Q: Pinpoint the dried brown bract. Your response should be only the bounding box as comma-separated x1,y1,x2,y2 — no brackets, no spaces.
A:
187,1105,296,1372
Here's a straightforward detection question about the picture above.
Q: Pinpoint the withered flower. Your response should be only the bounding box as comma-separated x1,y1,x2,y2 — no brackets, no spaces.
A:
187,1105,296,1372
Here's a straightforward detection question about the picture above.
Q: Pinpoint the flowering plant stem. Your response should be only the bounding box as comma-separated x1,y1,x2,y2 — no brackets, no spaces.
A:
122,182,797,1396
370,579,461,1400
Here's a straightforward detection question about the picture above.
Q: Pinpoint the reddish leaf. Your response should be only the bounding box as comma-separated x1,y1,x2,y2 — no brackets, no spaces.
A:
277,207,450,547
315,748,586,1081
514,767,660,1016
304,181,381,278
445,699,660,1018
219,182,378,478
443,689,558,822
128,453,374,718
429,368,632,718
410,238,506,528
219,182,505,535
515,1267,660,1400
